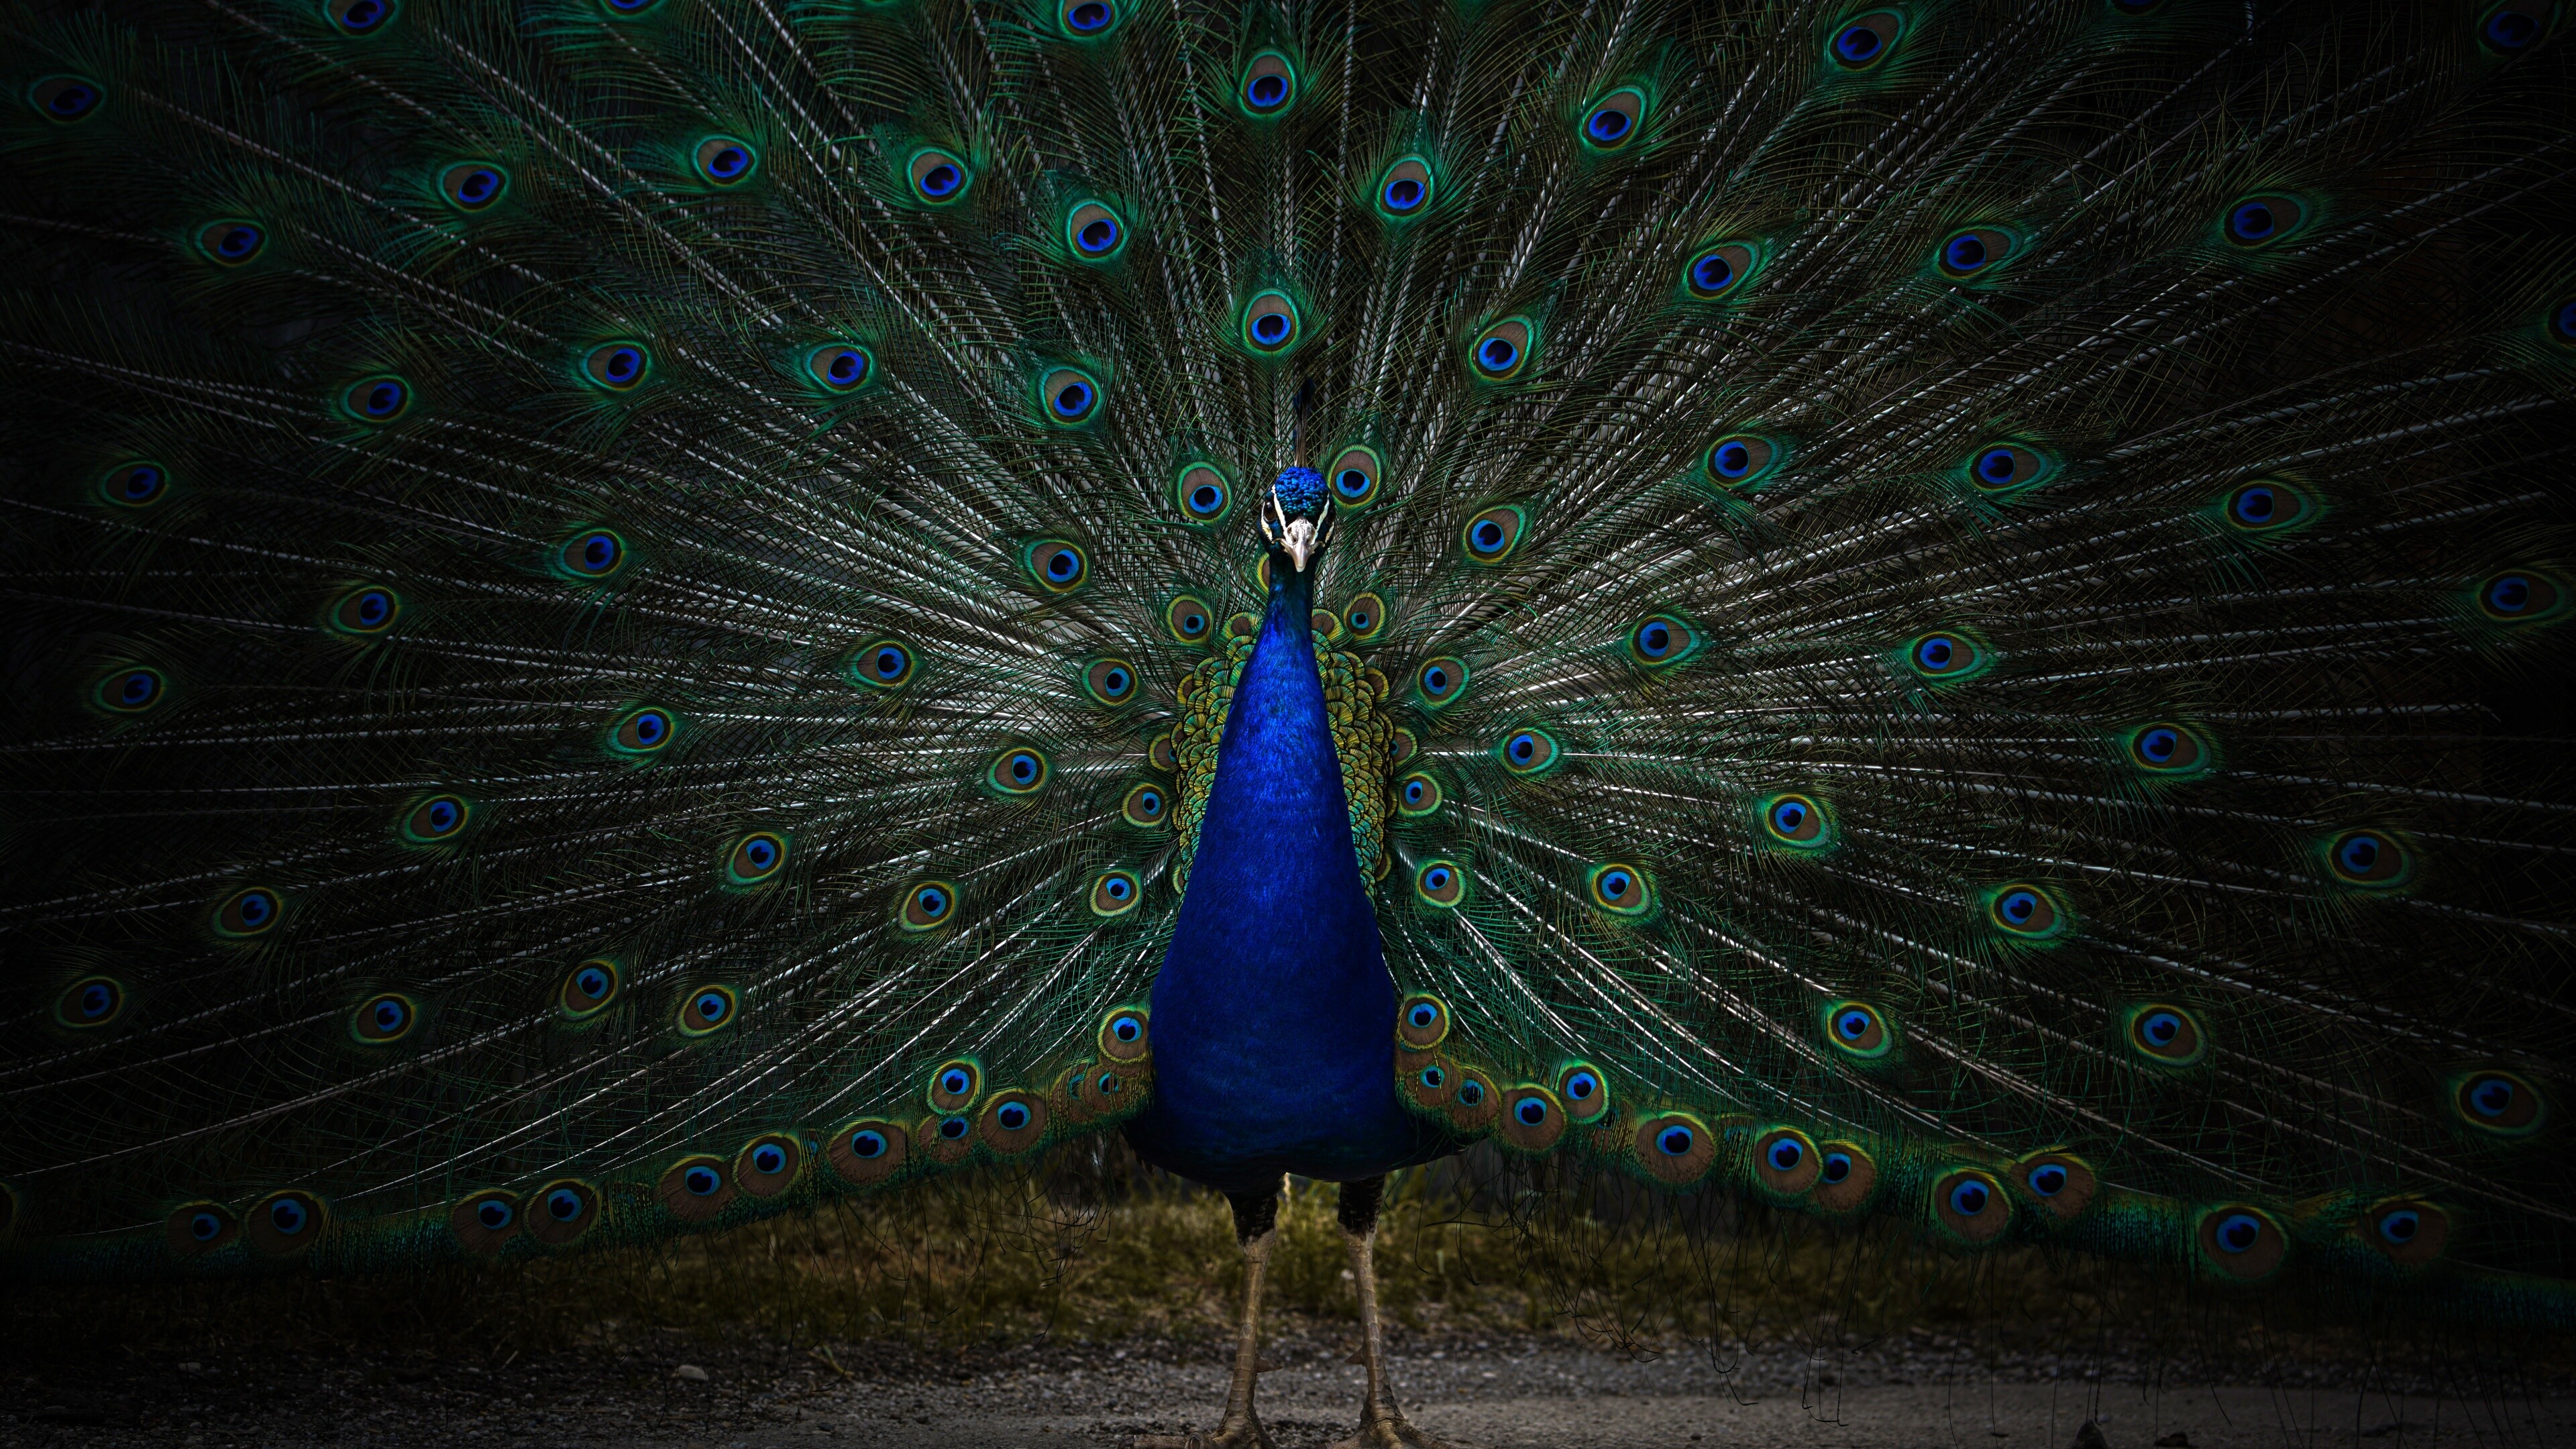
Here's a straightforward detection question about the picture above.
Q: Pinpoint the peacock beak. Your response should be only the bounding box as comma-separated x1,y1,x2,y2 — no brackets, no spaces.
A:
1283,523,1318,572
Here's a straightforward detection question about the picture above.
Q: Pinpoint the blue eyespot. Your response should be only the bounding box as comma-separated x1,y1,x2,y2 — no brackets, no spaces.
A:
199,220,266,266
851,1128,888,1159
563,529,625,578
1836,1010,1869,1040
219,886,280,936
1831,13,1898,68
684,1165,722,1196
1690,251,1733,295
329,0,395,35
2212,1212,2261,1254
1819,1151,1851,1184
1947,1179,1990,1217
2377,1208,2420,1244
1042,371,1100,425
1242,53,1295,113
729,833,784,883
97,666,165,714
910,148,972,203
547,1188,585,1221
1061,0,1114,36
997,1102,1030,1130
2469,1075,2515,1118
1457,1080,1485,1106
191,1210,225,1240
441,162,506,211
346,375,411,421
29,75,103,122
476,1197,514,1230
1419,1065,1445,1089
693,990,733,1026
1658,1125,1694,1156
938,1115,970,1140
694,136,755,185
810,344,873,392
1908,631,1982,678
1409,1003,1439,1029
1069,202,1126,259
1111,1013,1143,1043
1415,859,1466,906
1514,1097,1548,1127
1379,158,1434,217
942,1068,973,1095
1585,106,1631,144
1178,465,1229,521
104,461,168,506
2223,193,2306,250
270,1198,309,1234
335,586,398,634
1563,1071,1599,1102
1767,1136,1804,1171
1631,615,1690,663
751,1144,788,1174
1990,884,2066,938
586,342,648,390
2028,1165,2067,1196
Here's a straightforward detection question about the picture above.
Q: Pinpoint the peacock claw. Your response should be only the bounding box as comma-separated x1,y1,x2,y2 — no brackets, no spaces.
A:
1134,1420,1276,1449
1327,1408,1458,1449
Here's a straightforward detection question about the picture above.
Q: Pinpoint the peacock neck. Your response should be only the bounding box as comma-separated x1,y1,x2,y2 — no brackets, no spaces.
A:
1124,557,1440,1189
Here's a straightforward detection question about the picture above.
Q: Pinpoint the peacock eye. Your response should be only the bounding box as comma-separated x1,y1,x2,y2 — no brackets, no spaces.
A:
751,1144,786,1174
1378,157,1434,217
440,162,507,211
1415,859,1466,907
1328,447,1384,508
851,1128,888,1159
1762,794,1828,847
1819,1151,1851,1184
332,585,400,635
29,74,104,122
682,987,738,1031
1396,773,1441,817
1469,320,1532,382
1659,1126,1693,1155
1948,1179,1990,1217
564,959,619,1016
612,708,674,755
1026,539,1088,590
1563,1071,1598,1102
345,374,412,422
1091,869,1142,915
1497,729,1557,775
1767,1136,1804,1171
404,794,469,842
1121,783,1165,826
1684,244,1755,300
1907,631,1983,679
2477,570,2563,623
1416,657,1468,706
57,975,123,1028
2223,478,2313,533
1966,443,2053,494
991,747,1051,796
693,136,756,186
2128,722,2208,774
270,1198,310,1234
217,886,282,938
561,529,626,579
1989,883,2063,938
547,1188,586,1221
1240,52,1296,115
1461,506,1525,563
475,1197,514,1230
2455,1071,2541,1133
96,665,166,714
1823,1000,1890,1059
1166,594,1214,643
1242,290,1300,352
727,833,786,884
1705,433,1778,487
903,880,958,930
197,219,266,266
193,1211,225,1239
584,342,649,390
103,460,170,507
1580,88,1644,150
327,0,395,34
1587,862,1651,916
2482,1,2555,50
2224,193,2307,248
2128,1003,2204,1064
1176,464,1230,523
1059,0,1116,36
1937,227,2016,280
908,148,973,204
1085,657,1138,704
1829,11,1901,68
353,992,415,1042
1068,201,1127,259
2326,830,2409,887
808,343,874,393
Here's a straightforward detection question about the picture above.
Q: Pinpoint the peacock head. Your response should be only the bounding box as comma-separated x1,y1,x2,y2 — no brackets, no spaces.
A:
1263,467,1334,573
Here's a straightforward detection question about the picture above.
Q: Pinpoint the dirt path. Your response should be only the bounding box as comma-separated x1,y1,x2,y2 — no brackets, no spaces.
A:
10,1333,2569,1448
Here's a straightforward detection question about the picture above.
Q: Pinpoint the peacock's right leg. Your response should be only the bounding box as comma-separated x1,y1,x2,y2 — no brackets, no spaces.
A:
1137,1181,1282,1449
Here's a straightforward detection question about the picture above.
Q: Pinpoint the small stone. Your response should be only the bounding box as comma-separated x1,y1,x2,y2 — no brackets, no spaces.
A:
673,1364,710,1383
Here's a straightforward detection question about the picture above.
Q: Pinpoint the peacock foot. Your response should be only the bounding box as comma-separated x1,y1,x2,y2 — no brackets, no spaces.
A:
1328,1407,1458,1449
1134,1415,1277,1449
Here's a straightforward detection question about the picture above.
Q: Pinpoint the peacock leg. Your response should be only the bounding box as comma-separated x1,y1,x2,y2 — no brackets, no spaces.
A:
1328,1177,1456,1449
1138,1182,1282,1449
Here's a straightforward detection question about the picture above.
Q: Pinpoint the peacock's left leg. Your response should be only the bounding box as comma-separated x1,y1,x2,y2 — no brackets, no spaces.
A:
1329,1176,1458,1449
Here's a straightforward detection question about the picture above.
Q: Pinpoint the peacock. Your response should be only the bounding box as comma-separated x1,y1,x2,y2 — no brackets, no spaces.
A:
3,0,2574,1443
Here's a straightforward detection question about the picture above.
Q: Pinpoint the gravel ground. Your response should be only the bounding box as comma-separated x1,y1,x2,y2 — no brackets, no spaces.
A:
9,1330,2571,1449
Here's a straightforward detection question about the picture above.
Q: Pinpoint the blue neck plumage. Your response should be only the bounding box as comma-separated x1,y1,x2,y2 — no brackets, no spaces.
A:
1124,525,1437,1189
